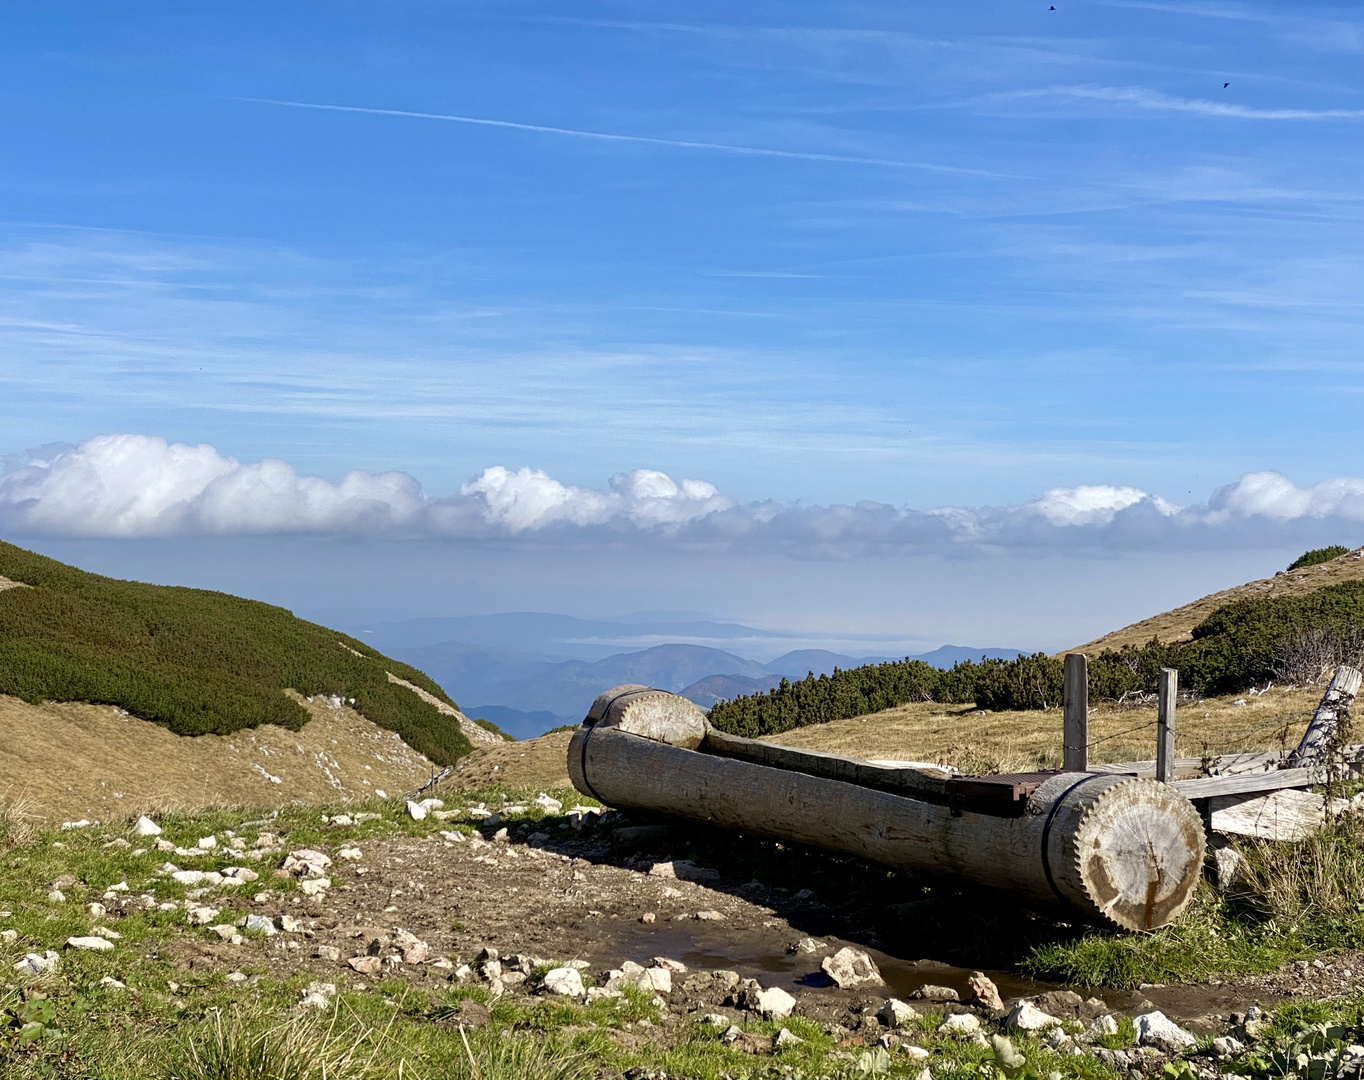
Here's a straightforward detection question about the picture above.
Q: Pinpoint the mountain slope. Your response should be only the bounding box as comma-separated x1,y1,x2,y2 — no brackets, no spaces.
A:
1069,546,1364,654
0,541,484,765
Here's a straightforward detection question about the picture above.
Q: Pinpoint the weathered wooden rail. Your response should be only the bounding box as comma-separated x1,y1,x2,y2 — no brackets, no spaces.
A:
565,664,1362,931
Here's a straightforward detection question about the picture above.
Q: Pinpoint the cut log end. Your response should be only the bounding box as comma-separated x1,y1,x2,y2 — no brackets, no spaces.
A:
1073,778,1206,931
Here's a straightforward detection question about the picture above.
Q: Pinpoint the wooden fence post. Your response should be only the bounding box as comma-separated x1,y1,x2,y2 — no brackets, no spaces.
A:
1156,668,1177,783
1064,653,1088,772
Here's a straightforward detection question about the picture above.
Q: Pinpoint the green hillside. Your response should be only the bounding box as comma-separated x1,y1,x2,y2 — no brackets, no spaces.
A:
0,541,473,765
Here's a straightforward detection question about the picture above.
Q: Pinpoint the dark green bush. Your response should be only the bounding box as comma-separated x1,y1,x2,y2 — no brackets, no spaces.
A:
0,541,473,764
1288,546,1350,571
709,580,1364,737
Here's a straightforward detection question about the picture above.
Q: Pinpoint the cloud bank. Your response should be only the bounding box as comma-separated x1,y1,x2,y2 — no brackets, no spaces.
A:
1,435,1361,557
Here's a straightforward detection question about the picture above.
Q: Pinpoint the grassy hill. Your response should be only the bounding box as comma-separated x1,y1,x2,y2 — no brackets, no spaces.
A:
0,541,475,766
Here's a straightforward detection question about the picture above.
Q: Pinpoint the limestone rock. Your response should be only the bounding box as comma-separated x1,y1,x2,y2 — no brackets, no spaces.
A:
1213,1036,1246,1057
753,985,797,1020
822,947,884,989
347,955,382,975
241,913,279,936
1007,1001,1062,1033
13,951,59,974
299,877,332,897
912,984,959,1002
209,925,244,944
877,998,918,1028
133,816,162,836
774,1027,804,1048
1135,1011,1197,1052
937,1013,982,1037
405,801,427,821
1083,1015,1120,1041
185,906,220,926
969,971,1004,1012
66,936,115,951
543,967,586,997
282,849,332,877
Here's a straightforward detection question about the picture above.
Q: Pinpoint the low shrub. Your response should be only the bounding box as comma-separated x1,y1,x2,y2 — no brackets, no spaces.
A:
1288,546,1351,572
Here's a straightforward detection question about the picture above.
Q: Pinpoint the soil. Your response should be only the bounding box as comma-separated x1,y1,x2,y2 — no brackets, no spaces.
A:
114,810,1360,1039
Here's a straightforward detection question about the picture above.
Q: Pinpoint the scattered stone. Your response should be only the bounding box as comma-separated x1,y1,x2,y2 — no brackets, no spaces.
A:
608,961,673,994
61,819,93,830
877,998,918,1028
220,867,259,883
209,925,244,945
282,849,332,877
0,930,15,943
224,972,248,984
1044,1028,1071,1050
186,906,221,926
329,814,353,827
652,957,687,973
52,874,78,889
347,955,382,975
822,947,885,989
106,881,129,893
418,798,445,811
394,930,429,964
66,936,115,951
911,984,959,1002
1215,848,1245,890
47,889,66,903
1008,1002,1062,1033
405,801,427,821
969,971,1004,1011
1084,1015,1120,1041
904,1046,930,1061
104,838,131,850
585,986,623,1002
752,985,797,1020
277,915,304,933
133,816,162,836
13,951,59,974
241,914,279,936
1213,1036,1246,1057
100,976,126,989
695,910,725,921
774,1027,804,1048
937,1013,982,1037
492,828,509,843
196,835,217,850
533,793,563,814
87,902,106,918
171,870,208,886
786,937,826,954
299,877,332,897
338,847,363,860
1135,1011,1197,1052
315,945,342,962
1034,990,1085,1016
640,912,656,924
543,967,586,997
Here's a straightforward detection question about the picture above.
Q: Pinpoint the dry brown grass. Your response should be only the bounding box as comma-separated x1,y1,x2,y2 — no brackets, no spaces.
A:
443,730,577,793
0,691,440,822
761,683,1322,774
1070,546,1364,654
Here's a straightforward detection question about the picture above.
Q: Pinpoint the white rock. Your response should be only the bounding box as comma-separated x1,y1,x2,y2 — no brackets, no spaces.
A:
209,925,244,944
969,971,1004,1012
878,998,918,1028
61,819,93,830
775,1027,804,1048
225,971,248,984
47,889,66,903
282,849,332,877
67,936,115,951
1008,1002,1062,1033
133,816,162,836
1083,1015,1120,1041
13,951,59,974
0,930,15,943
405,800,428,821
937,1013,982,1037
1135,1011,1197,1052
1213,1036,1245,1057
418,798,444,811
106,881,129,893
754,985,797,1020
186,906,221,926
220,867,259,883
822,947,885,989
904,1046,930,1061
543,967,585,997
651,956,687,973
299,877,332,897
171,870,207,886
277,915,304,933
100,976,126,989
533,793,563,814
338,847,363,860
299,991,332,1010
88,902,106,918
241,913,279,936
196,835,217,850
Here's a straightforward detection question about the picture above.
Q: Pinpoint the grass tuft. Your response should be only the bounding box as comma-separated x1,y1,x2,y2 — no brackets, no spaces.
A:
167,1007,381,1080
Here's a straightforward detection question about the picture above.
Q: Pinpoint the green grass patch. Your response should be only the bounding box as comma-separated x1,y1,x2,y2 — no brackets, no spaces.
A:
0,540,477,763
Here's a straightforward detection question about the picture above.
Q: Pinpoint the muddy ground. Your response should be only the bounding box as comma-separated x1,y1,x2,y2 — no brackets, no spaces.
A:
122,806,1354,1042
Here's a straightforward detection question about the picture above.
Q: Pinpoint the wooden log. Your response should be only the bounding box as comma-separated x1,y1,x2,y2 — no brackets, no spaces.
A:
1289,665,1363,767
1064,653,1088,772
1156,668,1177,784
568,686,1206,931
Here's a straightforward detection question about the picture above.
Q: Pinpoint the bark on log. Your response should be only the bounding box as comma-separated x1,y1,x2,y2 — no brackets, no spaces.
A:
568,686,1206,931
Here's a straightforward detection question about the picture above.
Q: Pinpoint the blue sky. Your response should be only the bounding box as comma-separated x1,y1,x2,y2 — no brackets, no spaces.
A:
2,2,1363,650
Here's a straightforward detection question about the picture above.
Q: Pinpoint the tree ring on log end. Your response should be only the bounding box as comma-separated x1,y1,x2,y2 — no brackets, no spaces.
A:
1073,778,1206,931
581,685,708,749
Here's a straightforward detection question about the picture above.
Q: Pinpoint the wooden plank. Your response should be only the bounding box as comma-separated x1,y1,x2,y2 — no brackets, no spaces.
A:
1156,668,1177,783
1209,789,1325,842
702,728,951,802
1290,665,1363,766
1172,767,1325,800
1063,653,1088,772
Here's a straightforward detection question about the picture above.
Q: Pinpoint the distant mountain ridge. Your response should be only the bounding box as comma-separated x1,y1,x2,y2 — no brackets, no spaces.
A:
390,634,1023,738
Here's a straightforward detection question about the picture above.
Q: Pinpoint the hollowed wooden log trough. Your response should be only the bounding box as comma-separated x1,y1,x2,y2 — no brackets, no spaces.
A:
568,685,1206,931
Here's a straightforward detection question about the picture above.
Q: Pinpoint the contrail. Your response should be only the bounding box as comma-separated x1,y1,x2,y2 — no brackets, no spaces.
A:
236,97,993,176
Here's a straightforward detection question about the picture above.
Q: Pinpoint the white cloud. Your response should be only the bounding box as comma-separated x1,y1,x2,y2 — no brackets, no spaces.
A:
1000,85,1364,121
1,435,1362,557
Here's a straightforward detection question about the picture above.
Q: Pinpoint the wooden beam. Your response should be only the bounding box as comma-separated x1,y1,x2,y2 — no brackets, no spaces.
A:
1290,665,1363,767
1171,767,1325,800
1156,668,1177,783
1063,653,1088,772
